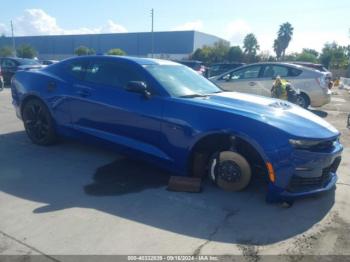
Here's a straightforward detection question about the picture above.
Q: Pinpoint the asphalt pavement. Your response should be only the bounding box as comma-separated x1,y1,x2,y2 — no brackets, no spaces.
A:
0,87,350,260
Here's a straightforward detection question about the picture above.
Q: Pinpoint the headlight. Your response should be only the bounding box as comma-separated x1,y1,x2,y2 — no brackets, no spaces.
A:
289,138,338,150
289,139,323,149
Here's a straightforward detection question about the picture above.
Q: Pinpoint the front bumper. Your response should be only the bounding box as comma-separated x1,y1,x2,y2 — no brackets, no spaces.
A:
266,142,343,203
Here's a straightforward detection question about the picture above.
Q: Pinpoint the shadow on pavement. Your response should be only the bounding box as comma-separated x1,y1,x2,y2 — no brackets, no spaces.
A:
0,131,335,245
310,109,328,118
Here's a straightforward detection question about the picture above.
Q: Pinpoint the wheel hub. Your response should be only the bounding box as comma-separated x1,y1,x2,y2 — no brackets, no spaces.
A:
217,160,242,182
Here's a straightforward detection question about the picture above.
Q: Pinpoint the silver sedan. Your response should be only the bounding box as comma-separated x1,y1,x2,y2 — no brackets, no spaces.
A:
210,62,332,108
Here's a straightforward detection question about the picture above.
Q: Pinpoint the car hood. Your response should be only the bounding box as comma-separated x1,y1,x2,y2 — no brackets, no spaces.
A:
190,92,339,139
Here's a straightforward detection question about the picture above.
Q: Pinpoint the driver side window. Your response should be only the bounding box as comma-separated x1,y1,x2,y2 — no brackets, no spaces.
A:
222,66,261,81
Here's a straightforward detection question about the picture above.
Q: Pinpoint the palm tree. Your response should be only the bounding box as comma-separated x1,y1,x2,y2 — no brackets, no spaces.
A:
273,39,283,60
277,22,294,59
243,33,260,62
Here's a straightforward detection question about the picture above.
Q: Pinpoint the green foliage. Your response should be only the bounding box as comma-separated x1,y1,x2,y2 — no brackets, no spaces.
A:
16,44,37,59
243,33,260,56
243,33,260,62
107,48,126,56
295,50,318,63
74,46,95,56
191,41,230,63
274,22,294,59
302,48,319,58
273,39,283,60
227,46,243,62
0,46,14,57
191,46,212,62
320,42,349,69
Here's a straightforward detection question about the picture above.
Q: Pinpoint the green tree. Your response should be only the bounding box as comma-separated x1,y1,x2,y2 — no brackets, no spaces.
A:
0,46,13,57
227,46,243,62
209,40,230,63
276,22,294,59
295,51,318,63
107,48,126,56
302,48,319,58
273,39,283,60
16,44,37,59
320,42,348,69
243,33,260,62
74,46,95,56
191,46,212,63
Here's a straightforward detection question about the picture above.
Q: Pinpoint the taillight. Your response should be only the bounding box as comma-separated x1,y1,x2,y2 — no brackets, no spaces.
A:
316,77,327,89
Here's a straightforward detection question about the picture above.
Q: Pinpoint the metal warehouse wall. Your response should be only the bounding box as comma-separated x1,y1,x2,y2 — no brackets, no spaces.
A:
193,31,229,50
0,31,225,60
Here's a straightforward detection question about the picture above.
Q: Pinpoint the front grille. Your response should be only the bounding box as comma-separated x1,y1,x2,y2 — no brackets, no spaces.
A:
287,157,341,193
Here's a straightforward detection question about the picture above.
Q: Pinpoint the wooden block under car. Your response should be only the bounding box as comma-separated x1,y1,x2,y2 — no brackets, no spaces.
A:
167,176,202,193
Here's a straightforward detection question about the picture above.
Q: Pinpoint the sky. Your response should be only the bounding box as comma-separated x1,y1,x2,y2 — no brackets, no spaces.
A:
0,0,349,54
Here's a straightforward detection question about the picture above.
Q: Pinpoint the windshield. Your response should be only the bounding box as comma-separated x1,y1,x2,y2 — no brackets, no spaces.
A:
145,64,221,97
18,59,41,66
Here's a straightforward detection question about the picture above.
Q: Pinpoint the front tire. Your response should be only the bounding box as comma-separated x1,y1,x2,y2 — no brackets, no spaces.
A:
22,99,57,145
209,151,251,191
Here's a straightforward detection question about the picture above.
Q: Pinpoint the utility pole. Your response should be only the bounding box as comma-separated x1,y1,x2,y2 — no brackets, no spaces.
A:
11,20,16,57
150,8,154,58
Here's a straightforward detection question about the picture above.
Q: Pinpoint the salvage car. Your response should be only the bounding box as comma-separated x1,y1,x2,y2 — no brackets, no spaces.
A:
210,62,332,108
11,56,343,202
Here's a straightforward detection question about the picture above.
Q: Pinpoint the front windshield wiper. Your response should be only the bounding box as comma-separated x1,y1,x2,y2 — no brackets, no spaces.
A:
180,94,208,98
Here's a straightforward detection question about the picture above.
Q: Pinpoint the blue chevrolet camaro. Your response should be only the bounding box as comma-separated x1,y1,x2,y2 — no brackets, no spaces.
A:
11,55,343,202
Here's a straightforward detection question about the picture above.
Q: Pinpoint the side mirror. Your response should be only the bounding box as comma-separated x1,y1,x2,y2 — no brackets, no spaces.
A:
125,81,151,98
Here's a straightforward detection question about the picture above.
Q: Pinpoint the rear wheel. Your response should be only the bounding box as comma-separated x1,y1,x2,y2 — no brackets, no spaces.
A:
22,99,57,145
296,93,310,109
209,151,251,191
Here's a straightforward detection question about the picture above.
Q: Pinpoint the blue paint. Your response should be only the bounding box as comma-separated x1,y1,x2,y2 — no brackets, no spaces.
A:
11,56,343,202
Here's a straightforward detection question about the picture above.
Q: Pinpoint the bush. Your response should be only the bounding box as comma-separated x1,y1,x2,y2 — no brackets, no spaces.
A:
74,46,95,56
107,48,126,56
0,46,13,57
16,44,37,59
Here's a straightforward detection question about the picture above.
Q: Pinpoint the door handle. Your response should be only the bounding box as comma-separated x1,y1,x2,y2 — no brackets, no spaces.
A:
249,82,256,86
76,89,91,97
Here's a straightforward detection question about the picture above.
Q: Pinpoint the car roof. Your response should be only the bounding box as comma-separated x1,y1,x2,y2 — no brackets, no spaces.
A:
62,55,180,66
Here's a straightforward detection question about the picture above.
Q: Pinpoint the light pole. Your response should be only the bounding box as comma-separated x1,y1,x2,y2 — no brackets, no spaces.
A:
11,20,16,57
150,8,154,58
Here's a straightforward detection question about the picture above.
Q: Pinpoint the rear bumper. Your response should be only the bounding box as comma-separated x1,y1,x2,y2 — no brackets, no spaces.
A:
310,89,331,107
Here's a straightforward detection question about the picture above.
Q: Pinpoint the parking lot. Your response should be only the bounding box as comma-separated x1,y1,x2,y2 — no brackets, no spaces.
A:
0,86,350,258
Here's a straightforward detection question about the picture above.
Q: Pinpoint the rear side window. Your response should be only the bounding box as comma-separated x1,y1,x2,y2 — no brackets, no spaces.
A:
84,60,145,88
67,61,87,81
262,65,289,78
288,67,302,77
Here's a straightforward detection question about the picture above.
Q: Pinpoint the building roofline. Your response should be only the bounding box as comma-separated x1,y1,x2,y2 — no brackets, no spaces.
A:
2,30,225,40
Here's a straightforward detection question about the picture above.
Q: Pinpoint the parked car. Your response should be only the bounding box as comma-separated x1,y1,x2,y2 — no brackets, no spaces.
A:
11,56,342,202
0,65,4,91
0,57,43,85
291,62,333,89
291,62,329,73
40,60,59,66
210,62,332,108
208,63,245,77
174,60,206,76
